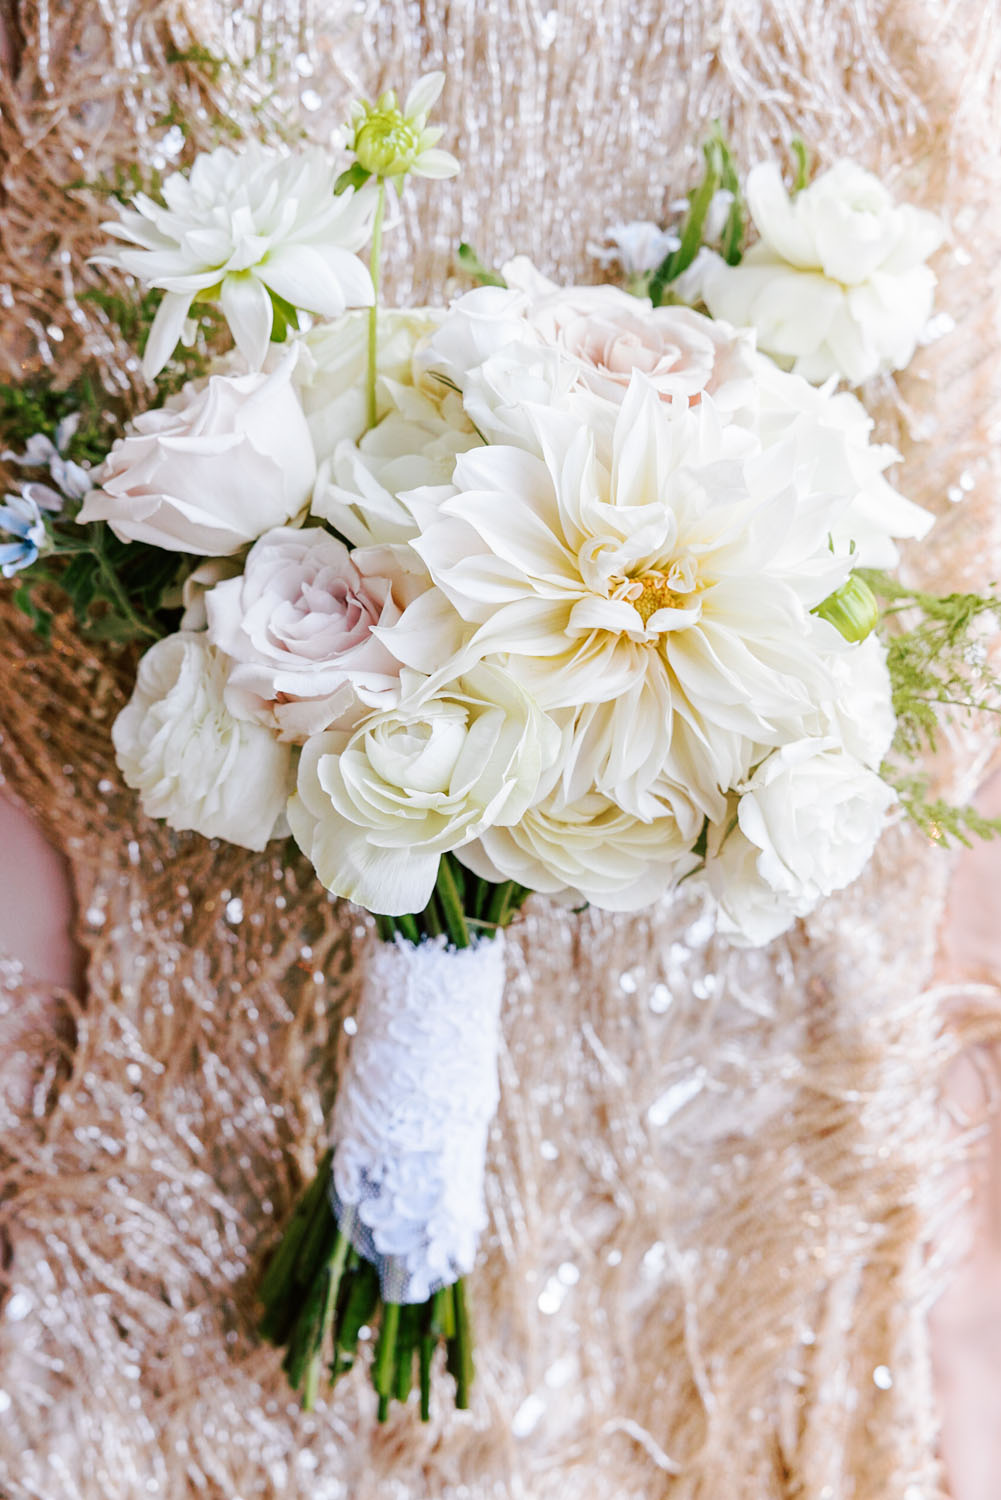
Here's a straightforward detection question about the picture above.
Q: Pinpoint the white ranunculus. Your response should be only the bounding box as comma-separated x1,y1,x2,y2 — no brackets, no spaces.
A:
205,526,421,741
112,633,293,851
457,781,699,912
310,378,478,548
93,141,377,377
287,666,560,914
702,160,944,385
78,355,316,555
707,738,896,945
294,307,443,462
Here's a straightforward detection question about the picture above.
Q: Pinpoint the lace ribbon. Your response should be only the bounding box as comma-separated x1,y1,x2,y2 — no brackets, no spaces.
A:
329,932,506,1303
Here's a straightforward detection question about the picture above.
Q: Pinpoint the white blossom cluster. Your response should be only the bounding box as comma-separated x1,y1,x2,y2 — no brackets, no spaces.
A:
89,140,942,947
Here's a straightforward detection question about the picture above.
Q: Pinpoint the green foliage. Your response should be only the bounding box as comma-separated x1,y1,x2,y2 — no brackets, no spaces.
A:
880,770,1001,848
455,243,507,288
864,569,1001,758
649,125,745,305
866,569,1001,845
164,42,228,80
0,377,108,466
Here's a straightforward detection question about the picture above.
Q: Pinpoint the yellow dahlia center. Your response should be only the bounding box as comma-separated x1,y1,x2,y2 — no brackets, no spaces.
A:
629,570,691,624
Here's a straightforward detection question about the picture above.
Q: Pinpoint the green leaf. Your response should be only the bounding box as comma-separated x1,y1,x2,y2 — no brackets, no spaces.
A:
456,243,507,288
334,162,373,196
649,124,744,302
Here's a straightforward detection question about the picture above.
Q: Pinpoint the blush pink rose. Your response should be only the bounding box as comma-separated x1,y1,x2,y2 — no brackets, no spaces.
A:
205,526,421,741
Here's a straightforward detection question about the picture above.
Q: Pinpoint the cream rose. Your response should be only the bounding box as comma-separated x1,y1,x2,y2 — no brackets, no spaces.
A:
420,265,756,442
288,665,560,914
504,256,756,408
112,633,293,851
702,160,944,385
205,526,420,741
78,355,316,555
707,738,896,945
458,782,699,913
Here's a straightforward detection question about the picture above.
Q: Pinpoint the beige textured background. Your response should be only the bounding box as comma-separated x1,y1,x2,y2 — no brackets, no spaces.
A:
1,3,1001,1496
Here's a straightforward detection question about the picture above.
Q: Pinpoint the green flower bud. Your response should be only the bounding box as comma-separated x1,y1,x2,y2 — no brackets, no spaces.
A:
353,103,421,178
812,573,879,643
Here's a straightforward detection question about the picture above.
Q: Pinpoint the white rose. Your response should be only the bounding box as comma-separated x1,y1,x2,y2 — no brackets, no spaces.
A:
112,633,293,851
78,354,316,555
287,665,560,915
205,526,421,741
294,307,443,461
458,782,699,913
707,738,896,945
702,160,944,384
420,268,756,442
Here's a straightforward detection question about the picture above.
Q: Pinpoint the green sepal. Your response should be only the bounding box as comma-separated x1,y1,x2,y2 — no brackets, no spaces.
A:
812,572,879,643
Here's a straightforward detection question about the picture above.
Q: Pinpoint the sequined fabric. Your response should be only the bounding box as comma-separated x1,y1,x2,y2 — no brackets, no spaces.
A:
1,3,1001,1496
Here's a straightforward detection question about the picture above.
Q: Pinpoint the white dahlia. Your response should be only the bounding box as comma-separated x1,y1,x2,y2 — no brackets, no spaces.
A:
386,374,853,817
94,142,377,377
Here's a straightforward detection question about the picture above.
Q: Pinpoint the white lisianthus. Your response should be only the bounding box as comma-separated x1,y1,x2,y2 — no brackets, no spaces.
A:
458,783,699,913
294,307,443,461
93,142,377,377
587,220,680,274
707,738,897,945
746,353,933,566
702,160,944,385
205,526,421,741
112,633,293,851
78,355,316,555
820,634,896,770
287,666,560,914
387,374,851,817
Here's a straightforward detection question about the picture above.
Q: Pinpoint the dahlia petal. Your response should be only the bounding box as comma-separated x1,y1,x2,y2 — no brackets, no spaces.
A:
220,273,274,369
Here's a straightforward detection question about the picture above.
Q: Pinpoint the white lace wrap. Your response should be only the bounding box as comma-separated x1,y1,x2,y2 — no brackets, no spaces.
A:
329,933,506,1304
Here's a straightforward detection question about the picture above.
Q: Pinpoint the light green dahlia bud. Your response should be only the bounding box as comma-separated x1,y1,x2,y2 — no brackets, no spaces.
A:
812,573,879,643
353,95,422,177
345,72,459,186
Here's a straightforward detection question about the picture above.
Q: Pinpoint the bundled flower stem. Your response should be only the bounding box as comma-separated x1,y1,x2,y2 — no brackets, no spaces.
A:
258,858,528,1419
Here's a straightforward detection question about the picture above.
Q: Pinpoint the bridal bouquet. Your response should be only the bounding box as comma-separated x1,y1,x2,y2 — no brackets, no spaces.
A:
3,75,994,1421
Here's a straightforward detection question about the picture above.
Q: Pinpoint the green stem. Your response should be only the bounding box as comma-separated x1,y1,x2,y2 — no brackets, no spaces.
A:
366,180,387,430
451,1278,474,1409
395,912,420,945
302,1220,352,1410
486,880,514,930
91,535,160,640
373,1299,401,1400
435,857,470,950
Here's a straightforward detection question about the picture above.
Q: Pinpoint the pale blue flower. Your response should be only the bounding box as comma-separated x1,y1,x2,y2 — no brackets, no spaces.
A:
2,413,91,500
0,486,55,578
